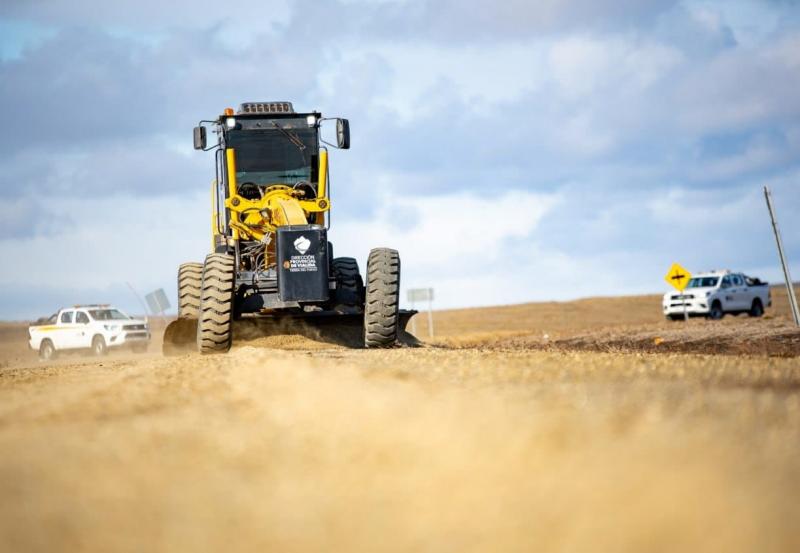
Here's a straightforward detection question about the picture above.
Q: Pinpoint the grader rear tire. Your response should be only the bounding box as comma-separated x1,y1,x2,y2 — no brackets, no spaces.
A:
178,262,203,319
330,257,364,314
364,248,400,348
197,254,235,354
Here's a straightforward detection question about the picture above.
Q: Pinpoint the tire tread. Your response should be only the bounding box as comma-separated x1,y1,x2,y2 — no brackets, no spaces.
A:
178,262,203,318
364,248,400,348
197,254,235,354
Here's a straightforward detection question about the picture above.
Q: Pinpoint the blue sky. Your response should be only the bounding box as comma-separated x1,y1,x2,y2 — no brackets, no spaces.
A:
0,0,798,319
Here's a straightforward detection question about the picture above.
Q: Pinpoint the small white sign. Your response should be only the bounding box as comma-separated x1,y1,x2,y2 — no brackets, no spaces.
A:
407,287,435,339
145,288,170,314
407,288,434,302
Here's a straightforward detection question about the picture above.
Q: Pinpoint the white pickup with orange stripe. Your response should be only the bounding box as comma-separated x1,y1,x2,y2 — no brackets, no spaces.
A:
29,305,151,360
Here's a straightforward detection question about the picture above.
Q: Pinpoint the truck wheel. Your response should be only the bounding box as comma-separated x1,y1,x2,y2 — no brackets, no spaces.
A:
364,248,400,348
92,335,108,356
749,299,764,318
178,262,203,319
197,253,235,354
708,301,724,320
330,257,364,314
39,339,56,361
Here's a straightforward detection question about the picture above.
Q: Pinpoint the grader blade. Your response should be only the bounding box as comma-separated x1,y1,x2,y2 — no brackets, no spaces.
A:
163,310,420,355
162,318,198,356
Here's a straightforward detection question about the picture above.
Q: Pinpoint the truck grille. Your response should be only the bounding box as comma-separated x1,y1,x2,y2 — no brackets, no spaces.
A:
125,331,149,339
124,324,147,331
670,294,694,300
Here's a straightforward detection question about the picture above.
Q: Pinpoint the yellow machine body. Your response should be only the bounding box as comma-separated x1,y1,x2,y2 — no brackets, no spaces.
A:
165,103,410,356
219,148,330,244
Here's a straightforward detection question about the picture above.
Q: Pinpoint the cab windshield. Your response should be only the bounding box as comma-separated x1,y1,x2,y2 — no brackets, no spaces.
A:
227,121,318,189
687,277,719,288
89,309,130,321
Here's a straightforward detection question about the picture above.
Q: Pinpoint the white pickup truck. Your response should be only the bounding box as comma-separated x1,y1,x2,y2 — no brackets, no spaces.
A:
662,270,771,321
29,305,151,360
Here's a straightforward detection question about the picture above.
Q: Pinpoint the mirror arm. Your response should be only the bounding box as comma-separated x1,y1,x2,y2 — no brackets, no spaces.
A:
318,117,350,150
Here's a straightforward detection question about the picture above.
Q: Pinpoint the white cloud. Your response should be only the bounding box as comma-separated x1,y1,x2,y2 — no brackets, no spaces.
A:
669,34,800,135
0,192,210,302
548,34,682,98
333,189,561,308
359,42,547,121
687,132,799,182
0,0,292,30
689,0,784,47
332,187,680,309
553,111,617,156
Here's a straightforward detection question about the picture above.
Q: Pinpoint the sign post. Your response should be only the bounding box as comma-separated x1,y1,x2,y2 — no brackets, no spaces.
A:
665,263,692,321
764,186,800,326
408,297,417,336
407,288,435,338
126,282,151,322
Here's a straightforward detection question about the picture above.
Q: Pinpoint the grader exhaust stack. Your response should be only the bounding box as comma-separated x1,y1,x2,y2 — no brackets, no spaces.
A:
164,102,413,354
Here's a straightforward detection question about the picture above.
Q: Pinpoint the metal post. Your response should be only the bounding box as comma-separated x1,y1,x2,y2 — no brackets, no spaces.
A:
683,288,688,322
408,288,434,338
764,186,800,326
126,282,150,322
427,296,434,338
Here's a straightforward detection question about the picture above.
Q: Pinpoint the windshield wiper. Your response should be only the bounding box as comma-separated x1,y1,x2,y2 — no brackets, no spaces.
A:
270,121,306,152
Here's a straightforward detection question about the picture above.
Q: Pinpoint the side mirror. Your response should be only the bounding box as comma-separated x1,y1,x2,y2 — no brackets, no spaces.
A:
336,118,350,149
193,126,207,150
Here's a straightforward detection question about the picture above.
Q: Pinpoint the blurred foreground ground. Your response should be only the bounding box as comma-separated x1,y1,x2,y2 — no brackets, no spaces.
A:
0,288,799,552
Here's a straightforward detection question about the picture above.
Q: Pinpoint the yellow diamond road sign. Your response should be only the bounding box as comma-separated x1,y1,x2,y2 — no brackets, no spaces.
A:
665,263,692,291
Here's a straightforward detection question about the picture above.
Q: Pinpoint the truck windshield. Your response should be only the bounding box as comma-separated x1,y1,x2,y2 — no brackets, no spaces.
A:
687,277,719,288
227,124,318,188
89,309,130,321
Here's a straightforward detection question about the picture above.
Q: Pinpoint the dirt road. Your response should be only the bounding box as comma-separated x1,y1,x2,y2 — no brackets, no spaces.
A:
1,291,799,552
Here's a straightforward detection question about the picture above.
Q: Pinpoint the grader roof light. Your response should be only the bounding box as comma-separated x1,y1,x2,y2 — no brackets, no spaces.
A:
238,102,295,115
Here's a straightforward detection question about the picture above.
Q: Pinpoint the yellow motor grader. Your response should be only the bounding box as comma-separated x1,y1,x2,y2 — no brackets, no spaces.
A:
168,102,411,354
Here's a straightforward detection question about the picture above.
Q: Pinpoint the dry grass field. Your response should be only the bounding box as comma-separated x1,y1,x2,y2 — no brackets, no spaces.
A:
1,287,799,552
